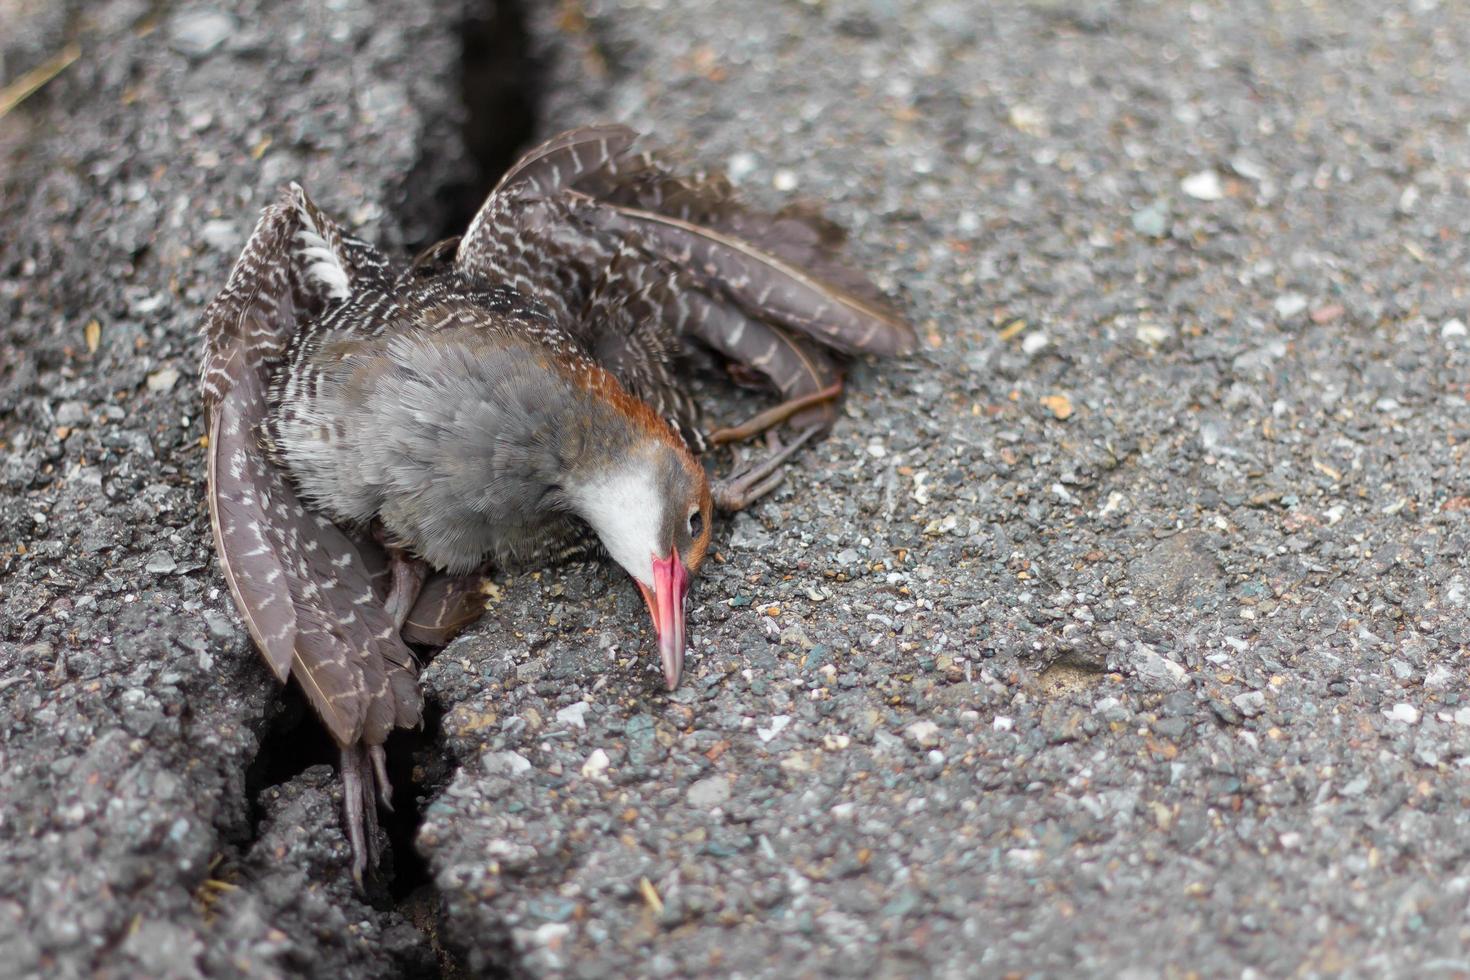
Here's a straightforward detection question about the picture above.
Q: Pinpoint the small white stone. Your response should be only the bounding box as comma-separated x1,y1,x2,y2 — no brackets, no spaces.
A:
1181,169,1224,201
1133,643,1188,689
200,219,239,252
1425,665,1455,691
1135,321,1172,346
905,720,941,747
483,750,532,776
772,169,799,192
580,748,610,779
727,151,758,182
1008,104,1048,136
1021,332,1049,355
1230,156,1268,182
532,923,569,946
992,716,1014,732
147,368,180,393
1232,691,1266,717
555,702,590,729
170,10,237,57
1442,318,1467,338
757,715,791,743
686,774,731,808
1385,703,1421,725
1273,293,1308,319
1099,491,1127,517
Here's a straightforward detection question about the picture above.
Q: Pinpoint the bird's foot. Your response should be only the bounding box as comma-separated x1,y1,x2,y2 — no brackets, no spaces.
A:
708,381,842,446
711,425,821,511
340,742,394,888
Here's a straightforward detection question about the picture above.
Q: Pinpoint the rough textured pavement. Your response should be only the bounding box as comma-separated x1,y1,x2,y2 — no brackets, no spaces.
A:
4,0,1470,977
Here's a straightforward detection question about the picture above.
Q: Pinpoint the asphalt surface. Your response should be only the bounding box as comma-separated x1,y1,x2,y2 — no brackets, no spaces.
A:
4,0,1470,977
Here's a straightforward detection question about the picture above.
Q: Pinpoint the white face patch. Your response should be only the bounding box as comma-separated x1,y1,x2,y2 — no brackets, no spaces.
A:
569,461,664,586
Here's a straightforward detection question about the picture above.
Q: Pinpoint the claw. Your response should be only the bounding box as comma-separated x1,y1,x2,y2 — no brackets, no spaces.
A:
369,743,394,813
712,425,821,511
340,745,371,887
340,742,391,888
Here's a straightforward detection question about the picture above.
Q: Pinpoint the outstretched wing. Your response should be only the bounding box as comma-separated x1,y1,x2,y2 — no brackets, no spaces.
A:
199,186,419,747
452,126,913,454
575,199,914,357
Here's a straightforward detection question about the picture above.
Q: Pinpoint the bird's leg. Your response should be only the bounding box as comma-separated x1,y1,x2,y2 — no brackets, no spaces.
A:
707,381,843,446
711,425,821,511
340,742,383,887
383,547,428,631
370,523,429,630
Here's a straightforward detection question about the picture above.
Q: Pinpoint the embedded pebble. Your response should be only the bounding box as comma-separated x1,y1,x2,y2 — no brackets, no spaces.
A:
555,702,590,729
169,11,237,57
483,751,532,777
1384,703,1420,725
147,368,181,393
1232,691,1267,717
905,720,940,747
145,553,177,575
1130,200,1169,238
686,775,731,808
757,715,791,742
580,749,610,779
1274,294,1308,319
1181,169,1224,201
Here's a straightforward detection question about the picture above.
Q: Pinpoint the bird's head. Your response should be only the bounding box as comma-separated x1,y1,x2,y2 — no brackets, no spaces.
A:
569,429,712,689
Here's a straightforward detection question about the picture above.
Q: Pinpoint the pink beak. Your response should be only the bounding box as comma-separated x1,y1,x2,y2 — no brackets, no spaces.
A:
636,551,690,689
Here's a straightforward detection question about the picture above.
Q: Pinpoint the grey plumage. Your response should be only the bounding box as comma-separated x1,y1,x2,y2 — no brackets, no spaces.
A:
198,126,912,881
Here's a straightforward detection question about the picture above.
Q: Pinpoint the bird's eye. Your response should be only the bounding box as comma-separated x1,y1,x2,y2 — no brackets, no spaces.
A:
688,510,705,539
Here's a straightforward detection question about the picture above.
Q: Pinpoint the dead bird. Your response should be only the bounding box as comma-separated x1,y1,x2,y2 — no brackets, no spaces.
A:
197,125,914,881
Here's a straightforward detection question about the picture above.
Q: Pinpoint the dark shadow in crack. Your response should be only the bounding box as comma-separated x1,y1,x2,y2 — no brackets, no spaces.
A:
395,0,544,251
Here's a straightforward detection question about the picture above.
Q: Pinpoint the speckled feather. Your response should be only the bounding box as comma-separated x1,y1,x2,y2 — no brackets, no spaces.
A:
199,188,419,747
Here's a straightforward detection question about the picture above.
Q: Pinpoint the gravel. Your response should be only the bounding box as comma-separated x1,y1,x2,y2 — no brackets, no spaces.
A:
4,0,1470,977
